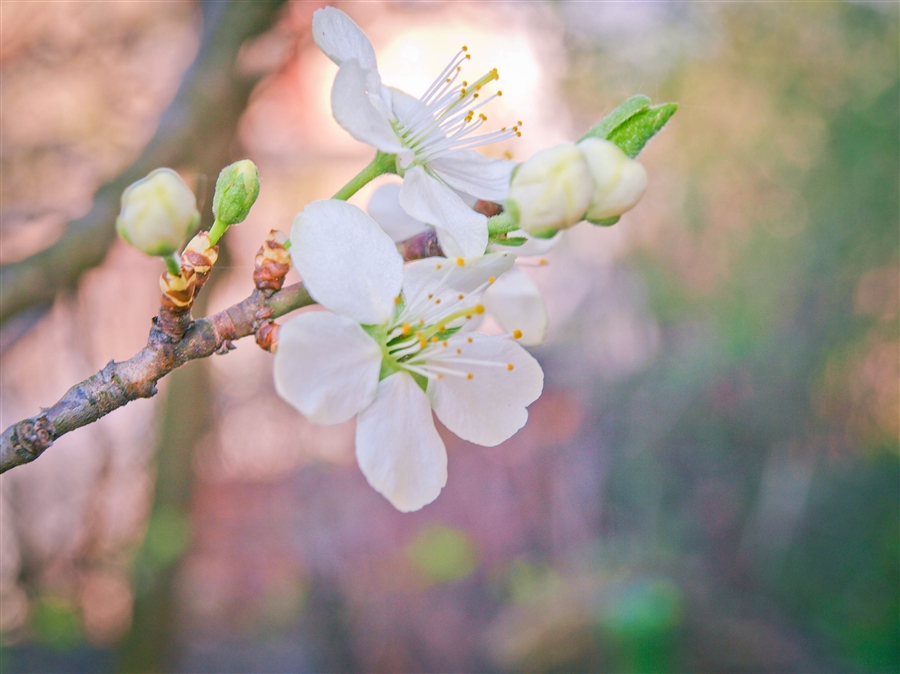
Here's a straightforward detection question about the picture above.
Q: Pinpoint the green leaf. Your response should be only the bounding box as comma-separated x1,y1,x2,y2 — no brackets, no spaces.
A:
606,103,679,158
588,216,620,227
580,94,651,143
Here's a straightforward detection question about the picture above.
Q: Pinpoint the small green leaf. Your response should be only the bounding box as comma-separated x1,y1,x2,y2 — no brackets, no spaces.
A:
580,94,651,143
588,216,620,227
606,103,679,158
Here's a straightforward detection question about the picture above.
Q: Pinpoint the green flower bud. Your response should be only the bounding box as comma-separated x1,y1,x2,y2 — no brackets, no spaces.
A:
116,168,200,256
505,143,593,238
212,160,260,226
577,138,648,223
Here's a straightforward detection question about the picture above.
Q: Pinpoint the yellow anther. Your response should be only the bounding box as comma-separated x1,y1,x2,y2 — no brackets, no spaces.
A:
539,258,548,266
428,293,434,299
516,131,522,137
467,373,474,380
437,373,444,379
443,340,448,347
479,113,487,121
457,348,462,354
512,125,518,131
457,66,462,72
501,127,507,131
497,90,503,96
395,296,402,305
431,336,439,343
435,298,442,305
473,93,479,99
513,329,523,339
462,45,468,51
415,331,423,338
503,151,513,160
475,84,482,90
458,294,464,300
436,264,442,270
518,120,523,125
465,54,471,60
419,338,428,348
488,276,496,284
419,319,425,326
465,314,472,320
402,323,412,336
507,363,514,371
462,80,468,87
467,337,473,343
437,324,447,332
445,77,452,83
474,304,485,315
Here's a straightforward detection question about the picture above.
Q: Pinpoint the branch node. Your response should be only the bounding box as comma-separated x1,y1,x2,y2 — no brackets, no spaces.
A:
253,230,291,296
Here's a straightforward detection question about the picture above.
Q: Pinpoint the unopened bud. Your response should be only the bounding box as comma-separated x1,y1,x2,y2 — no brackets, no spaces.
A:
506,144,593,238
116,168,200,256
213,160,260,226
577,138,648,222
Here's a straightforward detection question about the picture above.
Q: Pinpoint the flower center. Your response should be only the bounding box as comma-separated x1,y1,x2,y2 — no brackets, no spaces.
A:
375,259,521,385
393,47,522,167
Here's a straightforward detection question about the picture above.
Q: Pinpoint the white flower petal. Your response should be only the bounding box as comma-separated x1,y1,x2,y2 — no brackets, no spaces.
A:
367,183,430,242
312,7,378,71
291,200,403,324
430,151,516,202
482,265,547,346
274,312,382,425
399,166,488,258
429,335,543,446
356,373,447,512
402,253,515,308
331,60,404,154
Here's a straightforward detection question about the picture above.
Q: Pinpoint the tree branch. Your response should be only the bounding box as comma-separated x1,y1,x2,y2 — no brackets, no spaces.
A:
0,229,442,474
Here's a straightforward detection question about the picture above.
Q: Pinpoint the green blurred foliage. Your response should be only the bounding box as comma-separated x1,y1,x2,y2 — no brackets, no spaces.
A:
405,525,479,586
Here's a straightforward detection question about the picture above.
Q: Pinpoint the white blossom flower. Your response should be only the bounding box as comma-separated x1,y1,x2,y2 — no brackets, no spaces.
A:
274,199,544,512
312,6,518,257
368,183,554,346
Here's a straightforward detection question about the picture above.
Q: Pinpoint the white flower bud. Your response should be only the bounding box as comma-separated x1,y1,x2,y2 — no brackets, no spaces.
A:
506,143,593,238
116,169,200,256
577,138,648,222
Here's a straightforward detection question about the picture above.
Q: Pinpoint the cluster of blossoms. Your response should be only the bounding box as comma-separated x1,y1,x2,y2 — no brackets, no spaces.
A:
117,7,668,512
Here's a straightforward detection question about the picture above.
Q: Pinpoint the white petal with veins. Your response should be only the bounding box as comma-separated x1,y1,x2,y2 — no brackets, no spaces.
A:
356,373,447,512
428,334,543,446
291,200,403,325
274,312,382,425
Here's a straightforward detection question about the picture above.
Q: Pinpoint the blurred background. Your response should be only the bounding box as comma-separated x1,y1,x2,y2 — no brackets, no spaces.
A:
0,2,897,672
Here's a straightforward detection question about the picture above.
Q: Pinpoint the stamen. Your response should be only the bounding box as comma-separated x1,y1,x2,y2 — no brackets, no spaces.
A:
507,363,514,371
513,330,523,339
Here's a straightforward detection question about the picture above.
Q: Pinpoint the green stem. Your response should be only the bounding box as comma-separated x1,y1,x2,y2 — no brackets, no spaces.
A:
207,218,229,246
163,253,182,276
332,151,397,201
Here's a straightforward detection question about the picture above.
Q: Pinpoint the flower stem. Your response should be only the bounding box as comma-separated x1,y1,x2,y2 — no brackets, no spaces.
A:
163,253,182,276
332,151,397,201
207,217,229,246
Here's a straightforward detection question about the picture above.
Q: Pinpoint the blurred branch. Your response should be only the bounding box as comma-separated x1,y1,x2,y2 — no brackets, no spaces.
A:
0,228,443,474
0,0,286,326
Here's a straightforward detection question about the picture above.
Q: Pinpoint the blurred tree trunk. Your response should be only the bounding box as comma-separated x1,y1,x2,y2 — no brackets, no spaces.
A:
115,1,286,670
